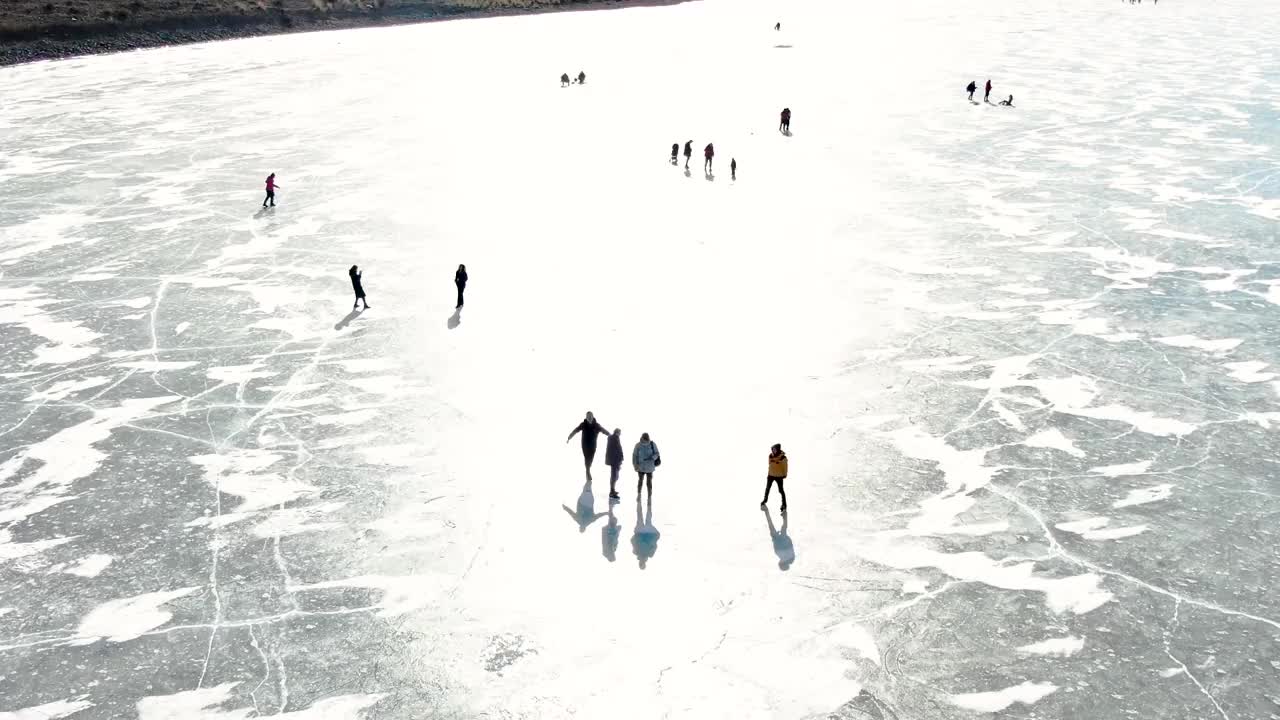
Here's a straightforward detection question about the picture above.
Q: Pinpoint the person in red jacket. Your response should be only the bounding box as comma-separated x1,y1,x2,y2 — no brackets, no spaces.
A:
704,143,714,173
262,173,279,208
780,107,791,134
984,79,993,103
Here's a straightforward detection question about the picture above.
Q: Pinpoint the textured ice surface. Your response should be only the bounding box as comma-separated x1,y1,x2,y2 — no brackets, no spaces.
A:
1,0,1279,717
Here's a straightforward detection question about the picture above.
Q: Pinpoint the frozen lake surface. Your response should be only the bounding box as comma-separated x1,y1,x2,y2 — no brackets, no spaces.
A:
2,0,1279,717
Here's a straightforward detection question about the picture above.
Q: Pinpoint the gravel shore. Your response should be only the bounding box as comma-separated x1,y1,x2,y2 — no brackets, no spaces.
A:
0,0,691,67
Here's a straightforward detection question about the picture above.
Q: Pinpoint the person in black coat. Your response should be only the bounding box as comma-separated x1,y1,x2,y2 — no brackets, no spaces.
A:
567,411,608,481
605,429,624,500
454,264,468,309
349,265,369,310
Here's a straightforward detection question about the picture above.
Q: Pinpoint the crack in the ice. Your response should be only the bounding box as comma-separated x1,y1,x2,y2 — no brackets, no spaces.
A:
1163,599,1231,720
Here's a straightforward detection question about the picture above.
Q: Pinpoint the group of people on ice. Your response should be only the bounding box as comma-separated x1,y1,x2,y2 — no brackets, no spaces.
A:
666,108,791,181
560,71,587,86
967,79,1013,106
565,411,790,513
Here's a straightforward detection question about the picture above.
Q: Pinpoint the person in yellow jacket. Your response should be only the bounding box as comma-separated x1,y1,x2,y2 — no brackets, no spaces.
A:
761,443,788,512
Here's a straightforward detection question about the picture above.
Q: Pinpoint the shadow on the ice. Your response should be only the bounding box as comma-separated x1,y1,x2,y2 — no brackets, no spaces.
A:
563,479,607,533
764,507,794,571
254,206,275,219
774,44,793,49
684,168,692,178
334,308,363,331
448,308,462,329
705,172,715,182
602,502,620,563
631,498,660,570
780,128,793,137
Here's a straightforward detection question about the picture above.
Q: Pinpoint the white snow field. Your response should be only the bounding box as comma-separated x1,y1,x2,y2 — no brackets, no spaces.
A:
2,0,1280,717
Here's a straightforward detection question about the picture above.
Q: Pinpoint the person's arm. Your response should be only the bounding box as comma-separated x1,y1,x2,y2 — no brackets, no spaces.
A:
567,423,583,443
632,445,639,468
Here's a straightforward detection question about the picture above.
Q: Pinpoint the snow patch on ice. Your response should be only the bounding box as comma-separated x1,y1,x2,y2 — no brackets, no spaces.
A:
74,586,198,643
24,376,110,402
829,623,881,666
1056,517,1147,541
1223,361,1276,383
950,681,1058,712
1114,484,1174,509
1023,428,1084,458
174,321,190,335
63,554,113,578
1155,335,1242,354
1016,636,1085,657
289,575,436,617
1089,460,1152,477
0,698,94,719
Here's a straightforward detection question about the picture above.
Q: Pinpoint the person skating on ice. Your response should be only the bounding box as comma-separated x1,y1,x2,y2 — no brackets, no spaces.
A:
984,79,993,103
683,140,693,170
263,173,279,207
670,143,679,165
779,107,791,134
454,264,468,308
632,432,660,499
731,158,737,181
348,265,370,310
966,80,977,101
567,411,609,481
761,443,788,512
605,429,624,500
704,143,715,173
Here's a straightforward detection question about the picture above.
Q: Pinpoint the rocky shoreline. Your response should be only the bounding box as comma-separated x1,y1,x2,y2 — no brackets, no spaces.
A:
0,0,690,67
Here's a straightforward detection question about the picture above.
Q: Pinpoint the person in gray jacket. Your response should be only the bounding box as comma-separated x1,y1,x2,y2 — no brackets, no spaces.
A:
632,432,660,499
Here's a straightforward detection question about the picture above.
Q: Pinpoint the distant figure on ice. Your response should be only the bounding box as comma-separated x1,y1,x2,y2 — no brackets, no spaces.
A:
561,73,570,87
670,143,679,165
683,140,693,169
454,264,468,308
774,21,781,31
577,71,586,84
984,79,993,103
731,158,737,180
605,429,624,500
704,143,715,173
764,507,794,571
348,265,369,310
761,443,788,512
999,94,1014,107
567,411,609,481
780,107,791,134
966,80,977,101
263,173,279,208
632,432,660,499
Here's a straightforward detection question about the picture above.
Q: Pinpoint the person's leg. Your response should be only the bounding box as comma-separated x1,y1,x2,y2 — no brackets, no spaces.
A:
762,476,774,505
456,284,463,308
609,464,619,497
636,471,643,495
778,479,787,510
645,473,653,498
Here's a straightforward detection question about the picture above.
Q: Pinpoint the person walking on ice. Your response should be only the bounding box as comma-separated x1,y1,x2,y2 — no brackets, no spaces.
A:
683,140,693,170
731,158,737,181
567,411,609,481
704,143,715,173
454,264,468,309
761,443,788,512
984,79,993,103
670,143,679,165
263,173,279,207
605,429,624,500
632,432,660,500
348,265,370,310
780,107,791,134
966,80,977,101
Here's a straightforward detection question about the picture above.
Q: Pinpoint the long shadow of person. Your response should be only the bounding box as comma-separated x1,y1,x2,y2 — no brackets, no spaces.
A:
602,501,620,562
631,498,660,569
705,171,716,182
334,308,363,331
562,479,608,533
764,507,794,571
448,308,462,329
